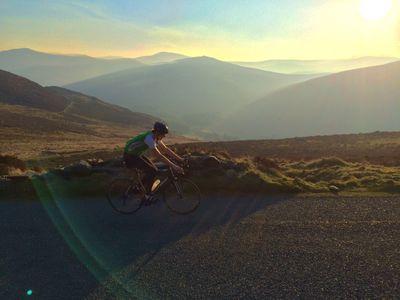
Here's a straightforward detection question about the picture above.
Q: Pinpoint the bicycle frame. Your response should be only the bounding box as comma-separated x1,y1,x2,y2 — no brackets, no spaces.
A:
134,164,185,197
107,159,198,215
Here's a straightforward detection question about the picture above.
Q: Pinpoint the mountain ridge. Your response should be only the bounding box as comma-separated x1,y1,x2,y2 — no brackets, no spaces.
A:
0,69,158,132
232,56,399,74
0,48,145,86
217,60,400,139
64,56,320,136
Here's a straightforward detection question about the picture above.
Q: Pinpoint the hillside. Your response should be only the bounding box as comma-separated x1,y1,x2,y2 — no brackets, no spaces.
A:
0,69,157,128
0,48,144,86
0,69,69,112
65,57,319,133
46,87,156,127
217,61,400,139
0,70,193,160
233,56,399,74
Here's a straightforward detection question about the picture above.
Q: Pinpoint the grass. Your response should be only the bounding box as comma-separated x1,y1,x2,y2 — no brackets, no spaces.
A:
175,148,400,194
2,147,400,201
174,131,400,166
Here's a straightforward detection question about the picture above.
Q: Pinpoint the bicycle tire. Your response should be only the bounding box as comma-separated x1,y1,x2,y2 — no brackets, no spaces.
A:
163,178,201,214
107,177,144,214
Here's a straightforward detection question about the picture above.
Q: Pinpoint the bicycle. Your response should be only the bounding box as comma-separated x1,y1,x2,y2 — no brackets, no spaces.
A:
106,159,201,215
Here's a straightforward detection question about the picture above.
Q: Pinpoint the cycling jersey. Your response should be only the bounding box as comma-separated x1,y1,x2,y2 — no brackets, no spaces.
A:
124,131,157,156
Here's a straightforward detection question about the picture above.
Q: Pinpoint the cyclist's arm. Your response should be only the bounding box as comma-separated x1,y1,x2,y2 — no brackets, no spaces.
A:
158,141,184,163
151,147,180,168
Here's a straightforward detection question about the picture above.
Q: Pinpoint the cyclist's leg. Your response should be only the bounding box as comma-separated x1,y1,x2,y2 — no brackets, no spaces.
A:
122,153,142,193
139,156,159,194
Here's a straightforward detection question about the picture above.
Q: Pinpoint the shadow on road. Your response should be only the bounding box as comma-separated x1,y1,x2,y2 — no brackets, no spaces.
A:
0,177,292,299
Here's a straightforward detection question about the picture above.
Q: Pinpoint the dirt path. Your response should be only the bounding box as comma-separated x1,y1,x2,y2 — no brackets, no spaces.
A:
1,194,400,299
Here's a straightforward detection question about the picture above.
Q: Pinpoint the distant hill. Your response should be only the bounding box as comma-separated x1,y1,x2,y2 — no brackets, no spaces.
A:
0,69,69,112
0,69,158,134
46,86,156,127
0,48,144,86
65,56,319,133
0,70,195,161
135,52,188,65
217,61,400,139
233,57,399,74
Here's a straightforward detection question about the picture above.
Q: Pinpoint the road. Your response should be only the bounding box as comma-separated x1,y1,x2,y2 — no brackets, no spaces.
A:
1,193,400,299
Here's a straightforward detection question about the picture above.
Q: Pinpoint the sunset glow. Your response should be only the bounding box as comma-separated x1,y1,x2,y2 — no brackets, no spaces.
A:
360,0,392,20
0,0,399,60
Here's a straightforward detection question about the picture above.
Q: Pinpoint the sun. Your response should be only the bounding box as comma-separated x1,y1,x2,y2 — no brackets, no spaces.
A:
360,0,392,20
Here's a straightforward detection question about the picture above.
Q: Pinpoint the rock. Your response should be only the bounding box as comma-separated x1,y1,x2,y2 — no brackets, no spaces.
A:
62,160,92,177
188,155,222,170
202,155,221,168
329,185,340,194
87,158,105,166
103,158,124,168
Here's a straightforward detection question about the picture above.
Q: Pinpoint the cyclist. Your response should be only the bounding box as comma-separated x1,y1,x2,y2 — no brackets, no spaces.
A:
123,122,184,198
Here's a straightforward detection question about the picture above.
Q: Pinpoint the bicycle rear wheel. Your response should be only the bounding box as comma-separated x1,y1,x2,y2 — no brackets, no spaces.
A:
107,177,144,214
163,178,201,214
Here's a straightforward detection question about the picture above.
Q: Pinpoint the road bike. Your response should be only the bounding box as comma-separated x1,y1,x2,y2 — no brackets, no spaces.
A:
107,160,201,215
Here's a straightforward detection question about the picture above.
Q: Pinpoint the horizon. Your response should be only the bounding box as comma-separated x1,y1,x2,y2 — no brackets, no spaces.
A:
1,0,399,61
1,47,399,62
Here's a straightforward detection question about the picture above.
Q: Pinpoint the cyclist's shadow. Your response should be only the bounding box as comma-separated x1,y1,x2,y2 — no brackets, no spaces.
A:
111,193,291,277
84,193,294,298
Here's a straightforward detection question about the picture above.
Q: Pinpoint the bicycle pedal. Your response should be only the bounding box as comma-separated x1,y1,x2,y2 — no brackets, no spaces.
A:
142,195,153,206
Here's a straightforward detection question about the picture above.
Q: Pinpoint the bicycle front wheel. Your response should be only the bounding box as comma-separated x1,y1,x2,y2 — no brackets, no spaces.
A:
107,178,143,214
163,178,201,214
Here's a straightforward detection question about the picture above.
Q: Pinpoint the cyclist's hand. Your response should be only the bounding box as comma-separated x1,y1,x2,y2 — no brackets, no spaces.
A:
180,157,189,168
173,165,184,174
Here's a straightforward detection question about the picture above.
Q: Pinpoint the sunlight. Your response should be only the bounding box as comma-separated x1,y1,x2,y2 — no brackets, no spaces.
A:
360,0,392,20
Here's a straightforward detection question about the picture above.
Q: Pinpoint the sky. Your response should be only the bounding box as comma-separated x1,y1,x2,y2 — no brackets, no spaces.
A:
0,0,399,60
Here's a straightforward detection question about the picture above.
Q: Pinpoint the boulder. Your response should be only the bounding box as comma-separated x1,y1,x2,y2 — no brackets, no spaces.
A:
201,155,221,168
329,185,340,194
189,155,221,170
62,160,92,177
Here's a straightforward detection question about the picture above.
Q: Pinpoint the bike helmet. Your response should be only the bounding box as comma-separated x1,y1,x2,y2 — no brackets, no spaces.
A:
153,121,169,134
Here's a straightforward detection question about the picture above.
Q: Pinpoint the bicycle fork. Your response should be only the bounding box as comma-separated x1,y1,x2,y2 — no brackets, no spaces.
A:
173,180,183,199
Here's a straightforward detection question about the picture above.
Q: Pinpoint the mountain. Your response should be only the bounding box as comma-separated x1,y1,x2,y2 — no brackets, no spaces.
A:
46,86,156,127
0,48,144,86
0,69,69,112
135,52,188,65
217,61,400,139
0,69,158,134
65,56,319,133
0,70,195,161
233,57,399,74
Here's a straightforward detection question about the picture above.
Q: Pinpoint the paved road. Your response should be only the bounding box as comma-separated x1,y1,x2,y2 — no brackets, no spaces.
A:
1,193,400,299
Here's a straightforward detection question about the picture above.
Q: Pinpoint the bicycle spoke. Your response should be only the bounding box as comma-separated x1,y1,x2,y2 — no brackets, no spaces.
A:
107,178,144,214
164,179,201,214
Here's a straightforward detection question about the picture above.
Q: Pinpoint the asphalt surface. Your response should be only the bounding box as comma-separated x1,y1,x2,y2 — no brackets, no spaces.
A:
1,193,400,299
